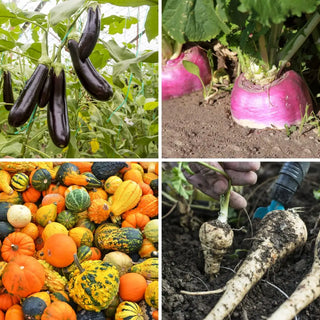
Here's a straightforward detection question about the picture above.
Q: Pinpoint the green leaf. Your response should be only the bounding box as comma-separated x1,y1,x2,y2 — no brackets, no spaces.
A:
314,189,320,200
0,39,15,52
145,6,158,42
238,0,320,26
24,42,42,60
182,60,201,78
49,0,85,26
162,0,230,43
144,100,158,110
0,3,15,24
101,15,138,35
66,131,80,157
90,43,110,69
97,0,157,6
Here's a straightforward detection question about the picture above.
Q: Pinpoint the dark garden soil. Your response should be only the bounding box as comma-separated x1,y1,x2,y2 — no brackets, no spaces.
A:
162,162,320,320
162,90,320,158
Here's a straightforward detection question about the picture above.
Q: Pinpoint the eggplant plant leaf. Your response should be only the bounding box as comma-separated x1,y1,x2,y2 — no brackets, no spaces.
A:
145,6,158,41
162,0,230,44
97,0,157,6
238,0,320,26
49,0,85,26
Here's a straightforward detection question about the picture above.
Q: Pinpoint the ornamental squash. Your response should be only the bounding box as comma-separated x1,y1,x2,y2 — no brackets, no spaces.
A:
143,219,158,243
56,210,77,229
91,162,128,180
21,222,39,240
69,162,93,173
55,163,80,185
76,218,95,232
144,281,158,309
76,310,105,320
103,251,133,276
0,191,23,204
41,301,76,320
49,291,70,304
0,222,14,240
65,189,91,213
42,184,67,197
41,193,65,213
0,171,13,195
87,199,110,224
138,239,157,258
122,212,150,230
7,204,31,228
119,273,147,302
88,188,107,202
35,204,57,227
0,293,19,311
0,202,11,221
11,173,29,192
111,181,142,216
136,195,158,218
104,176,122,194
1,232,35,261
42,222,68,242
115,301,144,320
131,258,158,281
22,295,48,320
82,172,102,189
4,304,24,320
22,187,41,203
68,258,120,312
68,227,93,247
30,169,52,192
95,227,143,254
2,255,45,298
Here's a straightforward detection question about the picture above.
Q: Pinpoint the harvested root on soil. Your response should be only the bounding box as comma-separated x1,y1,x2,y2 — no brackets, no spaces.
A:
199,220,234,277
203,209,308,320
267,228,320,320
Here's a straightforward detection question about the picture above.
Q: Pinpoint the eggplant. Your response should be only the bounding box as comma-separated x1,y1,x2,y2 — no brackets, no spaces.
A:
8,64,48,127
68,39,113,101
38,67,53,108
47,68,70,148
3,71,14,111
78,6,101,61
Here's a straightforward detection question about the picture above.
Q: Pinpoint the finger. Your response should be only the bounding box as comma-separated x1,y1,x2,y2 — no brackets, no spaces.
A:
222,162,261,172
229,191,248,209
224,169,258,186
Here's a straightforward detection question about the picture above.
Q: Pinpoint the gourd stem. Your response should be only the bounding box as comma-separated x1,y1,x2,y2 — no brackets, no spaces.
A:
11,244,19,251
73,253,85,273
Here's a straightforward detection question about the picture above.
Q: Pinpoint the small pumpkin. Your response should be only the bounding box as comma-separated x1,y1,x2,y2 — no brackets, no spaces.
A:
138,182,154,196
123,169,143,184
1,232,35,262
68,257,120,312
4,304,24,320
7,204,31,228
115,301,144,320
41,194,65,214
30,169,52,192
88,188,107,202
2,255,45,298
121,212,150,230
111,180,142,216
42,184,67,197
0,293,20,311
11,173,29,192
119,273,147,302
136,194,158,218
104,176,122,194
68,227,94,247
41,301,76,320
144,281,158,309
87,199,110,224
21,222,39,240
42,233,77,268
22,187,41,203
65,189,91,213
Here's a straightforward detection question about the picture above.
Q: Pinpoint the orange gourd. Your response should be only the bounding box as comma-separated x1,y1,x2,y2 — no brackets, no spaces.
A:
88,188,108,201
88,199,110,224
119,273,148,302
42,234,77,268
64,185,86,198
0,310,3,320
22,187,41,203
0,293,20,311
138,239,157,258
138,182,154,195
1,232,35,262
41,301,76,320
23,203,38,222
42,193,65,213
42,184,67,197
4,304,23,320
123,169,143,184
69,162,93,173
121,212,150,230
2,255,45,298
89,247,101,260
143,172,158,185
136,194,158,218
152,310,158,320
21,222,39,240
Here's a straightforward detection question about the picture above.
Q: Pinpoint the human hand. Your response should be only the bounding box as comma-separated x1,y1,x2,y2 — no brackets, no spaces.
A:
184,162,260,209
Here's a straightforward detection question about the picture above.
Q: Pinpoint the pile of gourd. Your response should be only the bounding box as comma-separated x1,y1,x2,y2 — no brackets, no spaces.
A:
0,161,159,320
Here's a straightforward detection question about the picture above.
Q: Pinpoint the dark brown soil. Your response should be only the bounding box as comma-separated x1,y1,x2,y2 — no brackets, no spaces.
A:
162,162,320,320
162,90,320,158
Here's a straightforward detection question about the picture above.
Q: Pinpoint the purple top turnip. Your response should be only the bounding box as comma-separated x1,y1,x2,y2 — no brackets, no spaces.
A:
162,46,212,100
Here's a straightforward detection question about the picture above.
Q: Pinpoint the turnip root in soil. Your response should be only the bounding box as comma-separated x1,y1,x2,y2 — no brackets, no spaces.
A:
203,209,307,320
199,220,234,277
230,71,313,129
162,46,212,100
267,228,320,320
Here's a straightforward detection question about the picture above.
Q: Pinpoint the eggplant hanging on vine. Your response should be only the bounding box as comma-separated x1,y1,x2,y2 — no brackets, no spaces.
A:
78,5,101,61
47,66,70,148
38,67,53,109
68,39,113,101
3,71,14,111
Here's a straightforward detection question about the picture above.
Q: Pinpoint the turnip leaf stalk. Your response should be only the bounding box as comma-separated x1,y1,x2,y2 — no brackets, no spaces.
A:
203,209,307,320
186,162,234,277
267,229,320,320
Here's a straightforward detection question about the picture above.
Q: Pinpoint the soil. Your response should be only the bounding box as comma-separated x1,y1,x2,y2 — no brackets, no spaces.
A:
162,90,320,158
162,162,320,320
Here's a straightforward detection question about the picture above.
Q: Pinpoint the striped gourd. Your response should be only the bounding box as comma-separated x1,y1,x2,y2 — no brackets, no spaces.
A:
131,258,158,280
115,301,144,320
65,189,91,212
30,169,52,191
11,173,29,192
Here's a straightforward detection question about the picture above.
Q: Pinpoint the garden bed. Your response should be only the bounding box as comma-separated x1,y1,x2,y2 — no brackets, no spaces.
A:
162,162,320,320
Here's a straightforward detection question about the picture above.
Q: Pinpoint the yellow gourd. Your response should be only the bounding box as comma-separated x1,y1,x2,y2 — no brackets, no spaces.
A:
0,170,13,195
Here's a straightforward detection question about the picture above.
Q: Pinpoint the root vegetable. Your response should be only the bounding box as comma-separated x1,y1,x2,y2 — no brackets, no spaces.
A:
203,209,307,320
199,220,234,277
267,229,320,320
